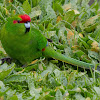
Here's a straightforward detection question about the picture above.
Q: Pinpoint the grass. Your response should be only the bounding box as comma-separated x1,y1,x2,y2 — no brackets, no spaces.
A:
0,0,100,100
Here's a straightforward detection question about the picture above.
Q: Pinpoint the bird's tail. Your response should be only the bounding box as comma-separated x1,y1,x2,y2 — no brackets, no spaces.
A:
43,46,94,69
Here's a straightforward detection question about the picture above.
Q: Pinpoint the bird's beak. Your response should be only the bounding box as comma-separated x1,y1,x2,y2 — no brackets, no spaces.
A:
24,22,30,33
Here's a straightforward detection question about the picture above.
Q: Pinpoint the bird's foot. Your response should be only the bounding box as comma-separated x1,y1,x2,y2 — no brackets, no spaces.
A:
0,57,12,64
47,38,53,42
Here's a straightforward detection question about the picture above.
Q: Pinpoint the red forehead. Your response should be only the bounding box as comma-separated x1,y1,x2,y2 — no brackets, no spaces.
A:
19,14,31,23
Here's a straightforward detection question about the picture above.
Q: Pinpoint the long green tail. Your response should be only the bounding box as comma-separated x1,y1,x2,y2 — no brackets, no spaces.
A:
43,46,94,69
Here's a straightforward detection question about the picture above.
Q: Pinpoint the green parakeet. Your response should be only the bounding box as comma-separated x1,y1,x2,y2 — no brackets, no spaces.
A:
0,14,99,70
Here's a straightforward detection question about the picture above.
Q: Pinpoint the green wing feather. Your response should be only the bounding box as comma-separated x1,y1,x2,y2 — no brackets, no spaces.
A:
31,27,47,51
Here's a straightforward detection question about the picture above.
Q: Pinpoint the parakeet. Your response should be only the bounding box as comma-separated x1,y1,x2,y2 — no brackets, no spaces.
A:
0,14,98,70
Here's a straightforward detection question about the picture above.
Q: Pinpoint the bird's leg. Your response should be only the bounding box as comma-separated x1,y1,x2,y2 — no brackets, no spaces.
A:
0,57,12,64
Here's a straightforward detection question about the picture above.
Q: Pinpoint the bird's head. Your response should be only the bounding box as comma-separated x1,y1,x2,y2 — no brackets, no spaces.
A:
13,14,31,33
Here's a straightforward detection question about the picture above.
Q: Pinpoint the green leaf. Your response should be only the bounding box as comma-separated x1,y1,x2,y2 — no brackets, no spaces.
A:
39,0,56,23
0,63,15,80
94,86,100,95
43,94,55,100
4,73,27,83
55,89,63,100
29,5,41,18
32,0,41,7
74,93,85,100
78,37,90,49
81,0,90,7
54,69,61,77
88,50,99,60
22,0,31,14
74,50,85,57
8,95,18,100
0,81,9,96
53,1,63,15
41,66,53,77
6,89,16,99
27,73,40,99
43,5,57,23
58,26,67,42
64,10,75,24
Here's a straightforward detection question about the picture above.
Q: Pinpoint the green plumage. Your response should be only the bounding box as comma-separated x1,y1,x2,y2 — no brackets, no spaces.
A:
0,15,96,69
1,16,47,64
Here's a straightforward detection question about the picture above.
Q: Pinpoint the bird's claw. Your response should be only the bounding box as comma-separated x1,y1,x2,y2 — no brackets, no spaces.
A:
47,38,53,42
0,58,12,64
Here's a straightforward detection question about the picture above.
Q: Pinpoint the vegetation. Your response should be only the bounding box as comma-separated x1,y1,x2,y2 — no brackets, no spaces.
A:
0,0,100,99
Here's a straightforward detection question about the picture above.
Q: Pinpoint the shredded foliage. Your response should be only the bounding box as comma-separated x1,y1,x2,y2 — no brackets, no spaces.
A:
0,0,100,99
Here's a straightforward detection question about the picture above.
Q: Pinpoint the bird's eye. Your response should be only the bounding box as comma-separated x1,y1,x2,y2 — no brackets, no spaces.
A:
17,20,20,23
26,21,29,23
